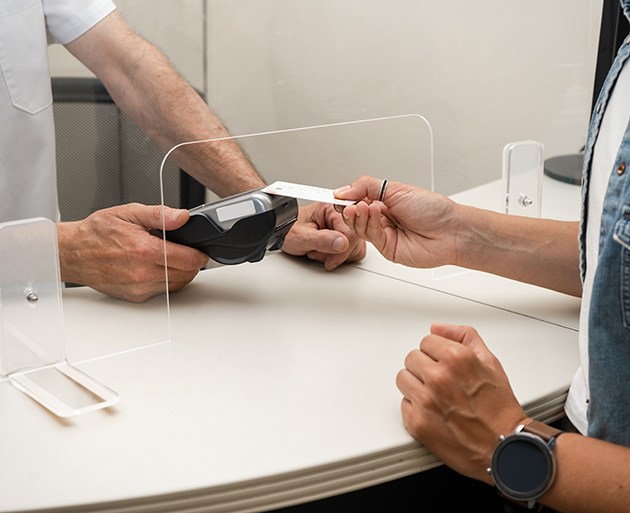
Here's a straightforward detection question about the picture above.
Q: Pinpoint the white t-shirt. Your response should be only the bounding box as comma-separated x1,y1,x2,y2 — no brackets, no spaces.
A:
564,56,630,435
0,0,115,223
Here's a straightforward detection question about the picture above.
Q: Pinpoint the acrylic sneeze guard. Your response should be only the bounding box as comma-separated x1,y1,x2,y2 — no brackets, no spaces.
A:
157,115,436,341
1,180,171,416
0,219,121,417
3,115,433,416
0,116,547,418
503,140,544,218
161,114,435,203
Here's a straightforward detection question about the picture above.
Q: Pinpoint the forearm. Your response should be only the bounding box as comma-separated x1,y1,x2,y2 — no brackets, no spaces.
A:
66,11,265,197
540,433,630,513
107,40,265,196
453,203,582,297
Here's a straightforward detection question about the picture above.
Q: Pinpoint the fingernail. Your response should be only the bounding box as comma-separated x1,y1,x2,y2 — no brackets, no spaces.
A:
333,185,350,196
332,236,346,252
169,208,186,222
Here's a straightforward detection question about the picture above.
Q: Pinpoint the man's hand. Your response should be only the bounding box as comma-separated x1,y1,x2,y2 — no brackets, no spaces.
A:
281,202,366,270
57,204,209,302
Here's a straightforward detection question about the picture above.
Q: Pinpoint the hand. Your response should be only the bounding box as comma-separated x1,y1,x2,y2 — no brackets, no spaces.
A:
57,203,209,302
334,176,462,268
281,202,366,270
396,323,527,482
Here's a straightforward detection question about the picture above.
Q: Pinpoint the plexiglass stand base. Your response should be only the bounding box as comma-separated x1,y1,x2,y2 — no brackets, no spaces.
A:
0,218,118,417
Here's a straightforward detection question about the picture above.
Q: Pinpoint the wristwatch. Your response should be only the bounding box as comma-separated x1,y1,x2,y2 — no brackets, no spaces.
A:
488,420,563,510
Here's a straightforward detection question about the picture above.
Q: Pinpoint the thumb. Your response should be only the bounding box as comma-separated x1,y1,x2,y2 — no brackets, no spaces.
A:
125,204,190,231
160,206,190,230
431,323,494,362
308,229,349,254
283,222,349,256
334,176,383,202
430,323,479,347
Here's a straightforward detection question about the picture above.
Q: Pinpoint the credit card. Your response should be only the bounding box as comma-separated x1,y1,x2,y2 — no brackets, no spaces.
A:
261,181,356,206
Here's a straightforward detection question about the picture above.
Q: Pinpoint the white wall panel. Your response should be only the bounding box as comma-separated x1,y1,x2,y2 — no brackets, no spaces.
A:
48,0,603,194
205,0,602,193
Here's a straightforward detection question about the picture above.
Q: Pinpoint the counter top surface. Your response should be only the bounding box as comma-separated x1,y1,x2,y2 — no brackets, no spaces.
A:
0,246,579,513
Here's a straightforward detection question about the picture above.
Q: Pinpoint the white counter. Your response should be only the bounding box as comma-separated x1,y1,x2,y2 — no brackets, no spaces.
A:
0,242,579,513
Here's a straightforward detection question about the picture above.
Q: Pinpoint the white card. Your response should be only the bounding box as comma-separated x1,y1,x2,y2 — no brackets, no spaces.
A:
261,181,356,206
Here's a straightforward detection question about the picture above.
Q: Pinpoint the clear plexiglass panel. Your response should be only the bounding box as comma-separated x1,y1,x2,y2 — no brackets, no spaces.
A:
161,114,434,205
0,218,119,417
503,140,544,218
157,115,434,340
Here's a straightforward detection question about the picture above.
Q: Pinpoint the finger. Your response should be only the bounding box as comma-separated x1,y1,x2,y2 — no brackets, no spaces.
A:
313,238,366,270
110,253,202,302
433,324,501,369
416,327,476,369
343,202,383,240
342,202,371,238
425,323,497,368
122,206,208,270
283,204,344,257
137,222,208,271
164,267,201,292
334,176,385,202
307,228,350,255
418,330,463,363
164,241,210,271
339,237,368,263
396,367,427,406
123,204,190,231
364,202,389,247
400,396,423,438
403,347,433,381
430,323,476,343
161,206,190,230
430,323,491,354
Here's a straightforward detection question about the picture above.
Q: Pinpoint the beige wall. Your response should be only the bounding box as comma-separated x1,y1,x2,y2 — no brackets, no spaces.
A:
48,0,205,90
49,0,603,195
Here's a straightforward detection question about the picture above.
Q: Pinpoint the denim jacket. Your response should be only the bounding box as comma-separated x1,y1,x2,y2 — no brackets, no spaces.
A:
580,0,630,445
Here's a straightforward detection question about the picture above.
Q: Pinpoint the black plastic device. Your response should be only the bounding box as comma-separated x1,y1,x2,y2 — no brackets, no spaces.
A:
163,188,298,265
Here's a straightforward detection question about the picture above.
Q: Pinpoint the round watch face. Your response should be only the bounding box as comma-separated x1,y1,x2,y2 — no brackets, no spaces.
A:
491,432,555,500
